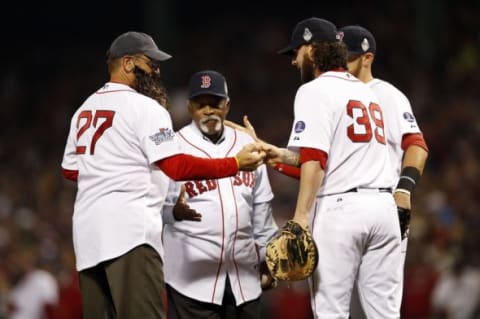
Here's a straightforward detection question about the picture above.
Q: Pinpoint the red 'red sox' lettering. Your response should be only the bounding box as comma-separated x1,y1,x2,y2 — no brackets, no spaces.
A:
184,172,255,198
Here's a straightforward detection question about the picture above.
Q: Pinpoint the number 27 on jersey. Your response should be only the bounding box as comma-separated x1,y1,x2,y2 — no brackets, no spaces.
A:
75,110,115,155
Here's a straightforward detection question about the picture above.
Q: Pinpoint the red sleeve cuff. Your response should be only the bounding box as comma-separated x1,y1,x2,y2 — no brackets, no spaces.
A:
401,133,429,152
62,169,78,181
299,148,328,170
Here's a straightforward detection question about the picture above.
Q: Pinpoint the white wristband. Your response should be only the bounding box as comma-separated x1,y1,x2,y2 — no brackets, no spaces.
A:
394,188,411,196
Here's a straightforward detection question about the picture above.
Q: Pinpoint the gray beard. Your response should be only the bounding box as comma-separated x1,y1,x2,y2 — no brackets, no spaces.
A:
199,115,222,135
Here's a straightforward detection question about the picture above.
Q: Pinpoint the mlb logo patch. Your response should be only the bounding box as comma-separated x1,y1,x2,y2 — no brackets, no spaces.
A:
403,112,415,123
294,121,306,133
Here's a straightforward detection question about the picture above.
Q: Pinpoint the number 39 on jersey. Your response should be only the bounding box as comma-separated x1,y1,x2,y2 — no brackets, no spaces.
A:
346,100,385,144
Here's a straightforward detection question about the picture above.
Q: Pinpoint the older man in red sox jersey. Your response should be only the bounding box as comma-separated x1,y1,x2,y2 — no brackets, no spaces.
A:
339,25,429,319
162,70,278,319
61,32,264,319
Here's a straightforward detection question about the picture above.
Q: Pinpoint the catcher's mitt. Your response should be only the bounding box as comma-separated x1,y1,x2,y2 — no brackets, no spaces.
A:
398,207,411,240
265,220,318,281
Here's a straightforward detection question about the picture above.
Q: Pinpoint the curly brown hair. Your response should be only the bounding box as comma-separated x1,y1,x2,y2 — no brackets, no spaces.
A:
310,41,348,72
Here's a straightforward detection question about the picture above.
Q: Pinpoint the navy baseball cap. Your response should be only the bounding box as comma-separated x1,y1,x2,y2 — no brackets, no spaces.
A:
340,25,376,55
107,31,172,62
278,17,341,55
188,70,229,99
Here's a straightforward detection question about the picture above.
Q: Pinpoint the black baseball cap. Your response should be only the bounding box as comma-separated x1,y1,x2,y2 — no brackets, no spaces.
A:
106,31,172,62
340,25,376,55
278,17,340,55
188,70,229,99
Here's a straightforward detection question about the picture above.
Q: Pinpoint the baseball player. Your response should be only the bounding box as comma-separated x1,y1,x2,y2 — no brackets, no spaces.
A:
162,70,278,319
339,25,429,318
60,32,265,319
249,17,402,318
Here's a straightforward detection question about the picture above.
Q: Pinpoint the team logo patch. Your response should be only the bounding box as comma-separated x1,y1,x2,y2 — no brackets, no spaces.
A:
200,75,211,88
361,38,370,52
403,112,415,123
303,28,312,42
149,128,175,145
294,121,306,133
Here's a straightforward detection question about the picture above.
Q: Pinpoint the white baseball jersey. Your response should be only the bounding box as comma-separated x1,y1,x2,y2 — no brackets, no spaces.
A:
9,270,59,319
288,71,402,318
162,123,277,306
61,82,181,271
349,79,424,319
368,78,422,186
287,71,395,195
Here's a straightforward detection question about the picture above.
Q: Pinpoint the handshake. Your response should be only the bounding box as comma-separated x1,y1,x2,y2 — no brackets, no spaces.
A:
229,116,299,172
234,142,295,171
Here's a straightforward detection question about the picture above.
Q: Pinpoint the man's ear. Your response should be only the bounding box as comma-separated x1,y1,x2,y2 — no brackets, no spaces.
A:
187,101,194,115
224,100,231,116
123,56,135,73
363,53,375,67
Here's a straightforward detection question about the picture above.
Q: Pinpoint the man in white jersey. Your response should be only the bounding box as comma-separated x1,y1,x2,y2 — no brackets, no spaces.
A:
340,25,429,318
162,70,278,319
250,17,403,318
61,32,265,319
7,246,59,319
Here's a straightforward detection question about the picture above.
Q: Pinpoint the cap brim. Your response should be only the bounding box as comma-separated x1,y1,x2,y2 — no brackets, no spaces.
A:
189,91,228,99
346,49,363,55
145,49,172,62
347,49,374,56
277,44,296,56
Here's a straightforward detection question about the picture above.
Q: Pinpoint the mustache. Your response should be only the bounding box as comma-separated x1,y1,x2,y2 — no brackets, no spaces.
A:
200,115,222,125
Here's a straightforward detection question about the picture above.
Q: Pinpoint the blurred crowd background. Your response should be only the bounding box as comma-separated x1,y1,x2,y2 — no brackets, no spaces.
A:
1,0,479,318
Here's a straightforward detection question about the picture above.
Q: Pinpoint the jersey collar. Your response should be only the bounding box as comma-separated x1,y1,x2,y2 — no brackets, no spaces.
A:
98,82,137,93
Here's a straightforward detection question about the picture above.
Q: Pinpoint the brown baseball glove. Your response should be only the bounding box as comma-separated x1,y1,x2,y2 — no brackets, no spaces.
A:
265,220,318,281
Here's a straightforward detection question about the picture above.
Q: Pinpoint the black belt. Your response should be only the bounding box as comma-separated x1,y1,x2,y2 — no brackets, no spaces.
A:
346,187,392,193
320,187,392,197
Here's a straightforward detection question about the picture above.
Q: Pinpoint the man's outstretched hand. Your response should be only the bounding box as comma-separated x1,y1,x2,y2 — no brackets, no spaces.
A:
225,115,260,142
173,185,202,222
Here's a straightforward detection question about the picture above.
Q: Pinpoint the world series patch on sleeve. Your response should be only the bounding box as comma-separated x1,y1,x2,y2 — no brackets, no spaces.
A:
265,220,319,281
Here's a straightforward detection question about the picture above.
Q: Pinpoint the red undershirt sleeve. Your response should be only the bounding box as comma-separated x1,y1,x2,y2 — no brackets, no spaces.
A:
156,153,239,181
272,148,328,180
401,133,429,152
273,163,301,179
299,147,328,169
62,169,78,182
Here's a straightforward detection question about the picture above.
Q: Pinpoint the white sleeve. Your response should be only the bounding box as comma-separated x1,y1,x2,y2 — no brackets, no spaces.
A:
251,164,277,262
253,164,274,204
61,114,78,170
136,103,182,164
162,181,181,224
287,85,334,153
394,92,422,135
39,272,59,306
252,201,278,262
376,83,422,145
